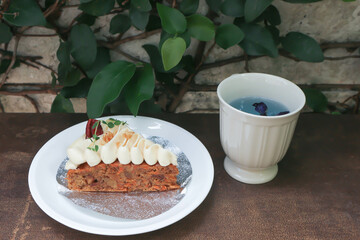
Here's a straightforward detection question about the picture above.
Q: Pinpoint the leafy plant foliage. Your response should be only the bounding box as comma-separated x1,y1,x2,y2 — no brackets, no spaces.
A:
215,24,244,49
0,0,333,117
244,0,273,23
87,61,136,118
51,94,75,113
303,88,328,112
0,23,12,43
161,37,186,71
281,32,324,62
4,0,46,26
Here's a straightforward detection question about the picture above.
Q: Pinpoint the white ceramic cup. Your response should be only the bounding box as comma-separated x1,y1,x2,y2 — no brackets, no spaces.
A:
217,73,306,184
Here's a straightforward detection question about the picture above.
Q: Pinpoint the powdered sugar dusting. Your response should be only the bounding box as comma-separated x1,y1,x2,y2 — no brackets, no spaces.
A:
56,136,192,220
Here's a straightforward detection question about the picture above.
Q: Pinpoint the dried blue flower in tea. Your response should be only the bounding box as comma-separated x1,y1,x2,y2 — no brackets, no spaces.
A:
230,97,290,116
253,102,268,116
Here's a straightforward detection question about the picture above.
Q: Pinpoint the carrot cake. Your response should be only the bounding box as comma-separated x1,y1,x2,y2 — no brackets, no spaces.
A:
65,118,180,192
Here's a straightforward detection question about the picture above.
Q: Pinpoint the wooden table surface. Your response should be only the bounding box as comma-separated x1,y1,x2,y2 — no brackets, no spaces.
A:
1,113,360,240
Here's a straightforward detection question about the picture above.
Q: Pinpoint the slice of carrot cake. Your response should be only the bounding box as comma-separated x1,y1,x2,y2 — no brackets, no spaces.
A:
65,118,180,192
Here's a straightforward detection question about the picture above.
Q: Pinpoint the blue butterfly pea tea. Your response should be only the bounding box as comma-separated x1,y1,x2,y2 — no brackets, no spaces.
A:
230,97,289,116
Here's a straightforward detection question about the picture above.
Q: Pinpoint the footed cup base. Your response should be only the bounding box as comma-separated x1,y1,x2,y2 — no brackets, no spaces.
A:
224,157,278,184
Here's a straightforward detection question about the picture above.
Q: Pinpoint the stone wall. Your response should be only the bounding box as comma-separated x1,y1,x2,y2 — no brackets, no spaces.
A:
1,0,360,113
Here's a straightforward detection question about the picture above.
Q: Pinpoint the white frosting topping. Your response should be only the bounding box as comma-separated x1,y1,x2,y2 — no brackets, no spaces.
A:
65,120,177,170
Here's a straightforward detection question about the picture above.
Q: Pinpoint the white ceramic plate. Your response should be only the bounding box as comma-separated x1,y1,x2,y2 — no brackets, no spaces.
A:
28,116,214,236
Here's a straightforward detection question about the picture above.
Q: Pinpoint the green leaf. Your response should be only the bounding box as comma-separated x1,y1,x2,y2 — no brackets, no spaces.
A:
281,32,324,62
4,0,46,26
283,0,321,3
186,14,215,41
51,94,75,113
221,0,245,17
76,13,97,26
159,30,191,49
152,54,194,76
0,59,20,74
159,31,172,49
145,15,162,31
238,23,278,57
129,6,149,30
303,88,327,112
124,63,155,116
79,0,115,16
61,68,82,87
265,5,281,25
216,24,244,49
206,0,223,12
0,23,12,43
144,43,191,73
179,30,191,48
131,0,152,12
61,78,92,98
266,25,280,45
57,41,71,68
255,5,281,25
57,41,72,82
80,0,93,3
110,14,131,34
69,24,97,70
85,47,111,79
161,37,186,71
143,44,165,72
179,0,199,15
245,0,273,22
157,3,187,34
87,61,136,118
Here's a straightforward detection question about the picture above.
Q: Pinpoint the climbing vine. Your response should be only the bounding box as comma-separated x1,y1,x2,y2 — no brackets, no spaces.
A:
0,0,359,115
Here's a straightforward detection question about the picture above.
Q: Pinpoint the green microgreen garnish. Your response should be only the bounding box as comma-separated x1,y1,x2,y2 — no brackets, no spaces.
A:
88,118,126,152
87,145,99,152
91,120,99,129
93,133,99,140
88,120,101,152
102,118,127,129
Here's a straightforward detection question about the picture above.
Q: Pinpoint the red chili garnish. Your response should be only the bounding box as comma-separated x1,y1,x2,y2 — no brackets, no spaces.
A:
85,119,103,139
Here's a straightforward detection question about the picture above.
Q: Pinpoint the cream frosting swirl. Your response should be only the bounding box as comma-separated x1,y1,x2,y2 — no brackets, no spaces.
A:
65,120,177,170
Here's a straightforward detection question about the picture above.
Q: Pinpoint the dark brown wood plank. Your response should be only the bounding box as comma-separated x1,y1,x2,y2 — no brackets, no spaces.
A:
1,113,359,239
